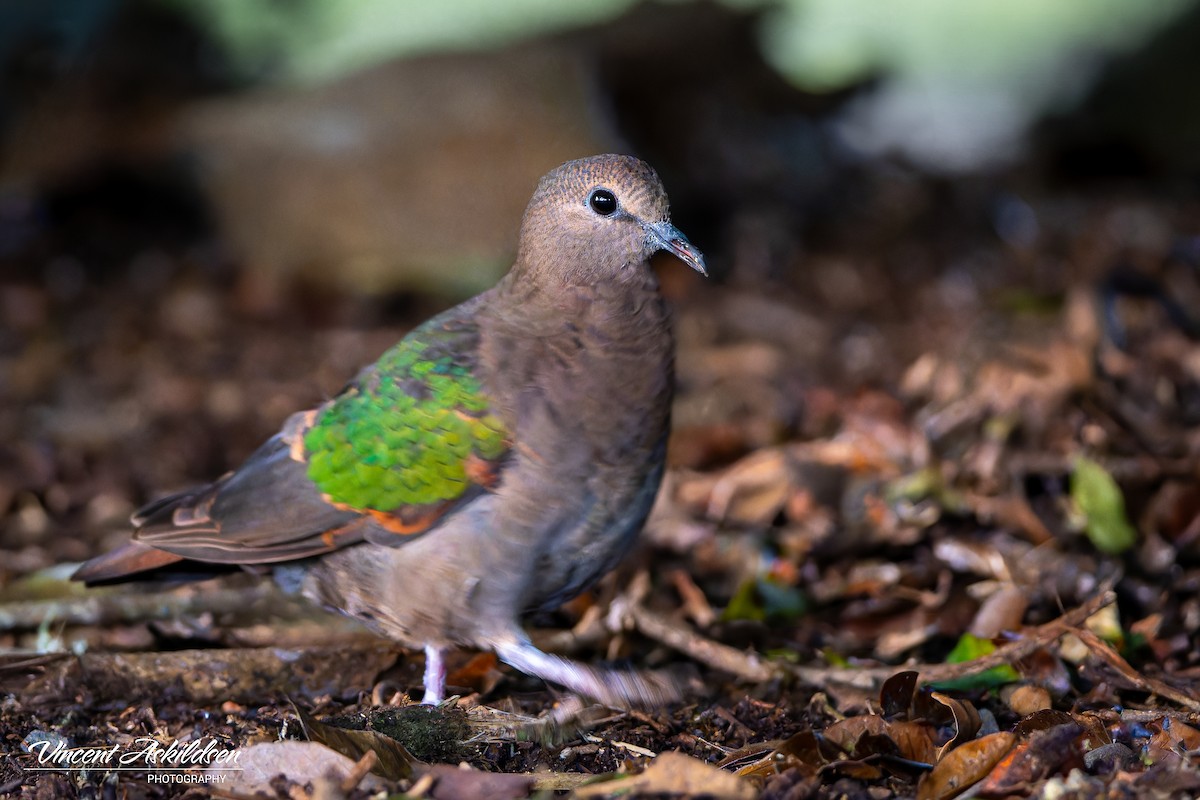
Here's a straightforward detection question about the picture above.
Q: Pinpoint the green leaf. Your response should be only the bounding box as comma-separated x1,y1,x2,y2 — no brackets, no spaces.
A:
885,466,967,516
721,576,807,623
722,578,765,622
1071,457,1137,555
933,633,1020,691
821,648,851,668
945,632,996,663
763,648,802,663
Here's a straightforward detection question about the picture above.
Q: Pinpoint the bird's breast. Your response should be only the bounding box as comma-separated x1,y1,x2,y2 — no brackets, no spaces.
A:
482,282,674,493
469,281,677,613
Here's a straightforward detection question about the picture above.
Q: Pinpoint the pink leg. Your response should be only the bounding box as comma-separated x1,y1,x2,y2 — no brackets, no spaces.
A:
422,645,446,705
493,635,678,708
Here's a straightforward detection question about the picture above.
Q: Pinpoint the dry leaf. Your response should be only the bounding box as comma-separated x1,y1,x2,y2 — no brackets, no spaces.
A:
298,706,418,781
421,763,534,800
577,751,754,800
212,740,386,795
931,693,983,758
917,732,1015,800
968,583,1029,639
706,448,793,525
974,721,1082,795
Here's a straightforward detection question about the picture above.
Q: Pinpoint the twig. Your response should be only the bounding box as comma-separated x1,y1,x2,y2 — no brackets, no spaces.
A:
0,582,290,630
627,589,1117,692
624,602,774,682
1116,708,1200,726
340,750,378,793
908,589,1116,685
668,569,717,628
406,773,435,797
583,733,657,758
1073,627,1200,713
0,652,70,673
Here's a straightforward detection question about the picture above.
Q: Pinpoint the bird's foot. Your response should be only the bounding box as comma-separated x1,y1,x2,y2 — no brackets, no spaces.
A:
494,636,679,709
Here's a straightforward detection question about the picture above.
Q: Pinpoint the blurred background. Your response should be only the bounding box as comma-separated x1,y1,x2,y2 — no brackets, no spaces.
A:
2,0,1200,583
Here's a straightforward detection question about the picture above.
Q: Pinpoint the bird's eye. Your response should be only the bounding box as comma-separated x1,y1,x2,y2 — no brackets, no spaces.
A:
588,189,618,216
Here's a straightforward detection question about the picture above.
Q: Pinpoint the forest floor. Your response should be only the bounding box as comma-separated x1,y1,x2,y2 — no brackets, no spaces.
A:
3,162,1199,799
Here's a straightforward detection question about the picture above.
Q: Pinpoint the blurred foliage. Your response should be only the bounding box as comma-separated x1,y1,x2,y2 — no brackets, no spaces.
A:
723,573,807,623
3,0,1196,176
155,0,1193,91
935,633,1021,691
157,0,639,84
1070,457,1138,556
136,0,1197,173
768,0,1192,89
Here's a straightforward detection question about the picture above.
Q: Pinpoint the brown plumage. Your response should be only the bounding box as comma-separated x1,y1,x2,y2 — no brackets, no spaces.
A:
74,154,707,707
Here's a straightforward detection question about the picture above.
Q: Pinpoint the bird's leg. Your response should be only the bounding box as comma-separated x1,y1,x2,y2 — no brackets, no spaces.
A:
422,644,446,705
493,635,678,709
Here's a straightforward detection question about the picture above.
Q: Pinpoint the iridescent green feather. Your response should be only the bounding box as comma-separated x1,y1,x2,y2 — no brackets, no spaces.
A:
302,319,507,512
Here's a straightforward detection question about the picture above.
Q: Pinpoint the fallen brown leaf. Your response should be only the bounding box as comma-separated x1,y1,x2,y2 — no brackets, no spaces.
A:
917,732,1015,800
576,751,754,800
931,693,982,759
297,706,418,781
211,740,387,795
421,763,534,800
974,721,1083,796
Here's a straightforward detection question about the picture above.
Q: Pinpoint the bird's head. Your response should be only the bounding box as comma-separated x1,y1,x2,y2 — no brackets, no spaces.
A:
516,154,707,285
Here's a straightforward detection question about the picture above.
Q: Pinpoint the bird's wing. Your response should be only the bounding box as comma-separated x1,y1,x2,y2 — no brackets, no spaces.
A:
75,299,510,581
295,299,509,545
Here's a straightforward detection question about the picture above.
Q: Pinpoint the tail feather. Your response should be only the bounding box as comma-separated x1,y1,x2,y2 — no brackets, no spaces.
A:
71,541,186,585
131,484,218,529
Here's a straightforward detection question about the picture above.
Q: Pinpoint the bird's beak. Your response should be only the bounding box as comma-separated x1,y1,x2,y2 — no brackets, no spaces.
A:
646,221,708,277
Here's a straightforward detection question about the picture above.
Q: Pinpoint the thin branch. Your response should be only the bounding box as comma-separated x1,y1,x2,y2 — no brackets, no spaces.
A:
627,589,1118,693
624,602,774,683
0,581,288,630
1073,627,1200,713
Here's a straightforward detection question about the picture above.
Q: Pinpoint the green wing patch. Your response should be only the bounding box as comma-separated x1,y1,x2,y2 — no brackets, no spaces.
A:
302,337,507,514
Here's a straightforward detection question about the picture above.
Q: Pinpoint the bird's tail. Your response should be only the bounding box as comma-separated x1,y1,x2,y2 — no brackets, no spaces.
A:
71,540,186,584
